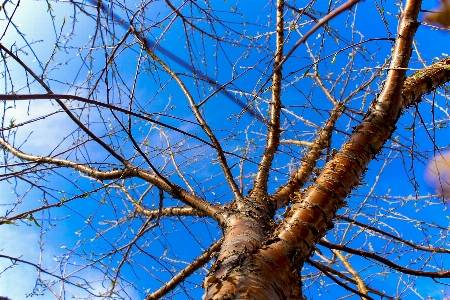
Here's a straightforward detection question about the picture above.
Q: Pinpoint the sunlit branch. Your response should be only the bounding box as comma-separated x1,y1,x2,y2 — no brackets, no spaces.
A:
130,26,243,202
324,238,369,298
310,72,338,106
252,0,284,195
271,104,339,207
162,131,195,194
0,137,224,222
280,140,314,147
146,239,222,299
307,258,394,299
307,259,374,300
119,185,207,218
320,239,450,278
37,276,61,300
280,108,320,129
0,136,125,179
402,56,450,108
338,215,450,254
136,206,207,219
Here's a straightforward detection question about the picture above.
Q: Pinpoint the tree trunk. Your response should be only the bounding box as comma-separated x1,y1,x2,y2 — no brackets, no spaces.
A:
203,1,422,298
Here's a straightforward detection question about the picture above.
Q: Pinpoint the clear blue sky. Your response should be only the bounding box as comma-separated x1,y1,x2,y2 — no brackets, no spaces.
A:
1,0,450,299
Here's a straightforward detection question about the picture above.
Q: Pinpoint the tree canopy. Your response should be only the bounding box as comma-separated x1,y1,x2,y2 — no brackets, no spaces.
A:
1,0,450,299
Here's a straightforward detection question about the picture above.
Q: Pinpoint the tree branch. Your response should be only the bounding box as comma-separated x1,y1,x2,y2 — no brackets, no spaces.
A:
129,26,243,202
88,0,263,121
0,93,208,143
237,3,424,298
307,258,374,300
0,93,257,167
272,53,388,209
252,0,284,195
338,215,450,254
146,239,222,299
0,137,224,223
324,238,369,299
0,254,96,296
0,43,128,166
307,258,394,299
320,239,450,278
252,0,362,101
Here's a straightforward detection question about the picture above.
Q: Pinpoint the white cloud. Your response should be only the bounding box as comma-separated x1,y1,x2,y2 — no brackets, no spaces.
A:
0,222,143,299
2,100,77,156
0,224,41,299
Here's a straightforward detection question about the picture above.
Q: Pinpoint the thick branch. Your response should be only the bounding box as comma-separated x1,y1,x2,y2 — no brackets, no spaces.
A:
135,206,207,219
272,54,389,209
253,0,284,194
203,2,426,299
269,0,421,272
402,56,450,108
203,2,423,299
0,137,224,223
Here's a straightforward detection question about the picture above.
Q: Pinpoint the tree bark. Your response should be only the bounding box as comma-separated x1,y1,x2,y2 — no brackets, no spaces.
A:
203,1,423,299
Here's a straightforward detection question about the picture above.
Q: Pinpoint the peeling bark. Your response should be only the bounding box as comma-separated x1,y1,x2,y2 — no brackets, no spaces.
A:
203,1,423,299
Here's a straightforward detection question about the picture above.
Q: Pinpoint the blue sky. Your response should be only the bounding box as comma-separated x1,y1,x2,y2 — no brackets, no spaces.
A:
1,0,450,299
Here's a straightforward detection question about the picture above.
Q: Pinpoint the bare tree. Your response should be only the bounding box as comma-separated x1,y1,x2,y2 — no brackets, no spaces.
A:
1,0,450,299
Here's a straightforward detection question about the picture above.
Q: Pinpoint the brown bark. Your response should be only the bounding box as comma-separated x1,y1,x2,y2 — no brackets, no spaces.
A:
203,1,423,299
253,0,284,194
5,1,450,298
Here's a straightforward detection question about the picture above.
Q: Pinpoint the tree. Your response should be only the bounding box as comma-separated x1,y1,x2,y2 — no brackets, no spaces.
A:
1,0,450,298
